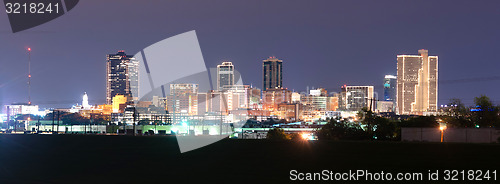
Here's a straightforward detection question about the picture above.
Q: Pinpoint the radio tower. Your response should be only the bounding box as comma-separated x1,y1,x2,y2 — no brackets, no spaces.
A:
27,47,31,105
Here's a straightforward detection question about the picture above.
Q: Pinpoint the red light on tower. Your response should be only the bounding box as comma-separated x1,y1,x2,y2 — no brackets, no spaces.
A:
28,48,31,51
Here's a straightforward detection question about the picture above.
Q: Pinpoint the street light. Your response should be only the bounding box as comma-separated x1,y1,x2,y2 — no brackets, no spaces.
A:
439,126,447,142
301,133,309,140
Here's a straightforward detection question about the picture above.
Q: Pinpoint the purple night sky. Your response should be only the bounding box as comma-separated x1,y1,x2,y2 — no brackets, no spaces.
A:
1,0,499,109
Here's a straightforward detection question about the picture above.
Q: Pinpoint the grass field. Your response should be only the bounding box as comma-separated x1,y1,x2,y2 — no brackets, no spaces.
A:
0,135,499,183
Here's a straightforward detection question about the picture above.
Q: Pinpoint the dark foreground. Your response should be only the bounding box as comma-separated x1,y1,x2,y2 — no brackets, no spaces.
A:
0,135,499,183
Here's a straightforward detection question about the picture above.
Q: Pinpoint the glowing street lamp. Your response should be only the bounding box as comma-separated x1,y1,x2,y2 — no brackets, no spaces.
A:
301,133,309,140
439,126,447,142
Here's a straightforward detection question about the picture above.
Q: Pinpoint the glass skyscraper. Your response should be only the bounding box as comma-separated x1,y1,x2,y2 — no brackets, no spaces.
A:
262,56,282,91
106,51,139,105
384,75,397,102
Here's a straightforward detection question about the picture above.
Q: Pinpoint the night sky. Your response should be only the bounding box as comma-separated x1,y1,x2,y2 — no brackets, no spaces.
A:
1,0,499,110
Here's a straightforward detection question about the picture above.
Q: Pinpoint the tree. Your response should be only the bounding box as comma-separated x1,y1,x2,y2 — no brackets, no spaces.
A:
400,116,439,128
448,98,469,117
440,98,473,128
266,127,289,140
61,113,89,125
372,117,399,140
472,95,500,127
317,118,369,140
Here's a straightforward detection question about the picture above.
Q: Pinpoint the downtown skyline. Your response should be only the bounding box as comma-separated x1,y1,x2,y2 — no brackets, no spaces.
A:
1,0,500,109
1,2,500,184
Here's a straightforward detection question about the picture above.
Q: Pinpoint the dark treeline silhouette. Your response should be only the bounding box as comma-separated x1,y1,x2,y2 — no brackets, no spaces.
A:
317,95,500,141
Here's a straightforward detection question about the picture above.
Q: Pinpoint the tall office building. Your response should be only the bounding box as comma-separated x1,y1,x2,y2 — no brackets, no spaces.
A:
106,51,139,105
339,85,374,111
262,56,282,90
397,49,438,115
217,61,234,91
384,75,397,102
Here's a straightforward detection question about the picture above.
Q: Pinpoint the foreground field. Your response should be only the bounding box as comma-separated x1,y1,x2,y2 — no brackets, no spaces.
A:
0,135,498,183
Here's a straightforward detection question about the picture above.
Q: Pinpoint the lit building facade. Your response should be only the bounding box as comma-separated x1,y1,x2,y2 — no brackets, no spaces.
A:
221,85,261,110
106,51,139,105
384,75,397,102
217,61,234,91
112,95,128,113
300,96,328,111
383,75,397,112
309,88,327,97
277,103,302,122
291,92,301,103
376,101,394,113
206,85,261,113
339,85,374,111
4,103,39,116
262,56,283,90
167,83,198,116
397,49,438,115
262,88,291,111
327,95,339,111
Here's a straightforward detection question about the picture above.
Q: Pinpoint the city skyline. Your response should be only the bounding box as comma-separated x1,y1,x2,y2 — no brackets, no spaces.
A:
0,48,485,111
1,1,500,183
1,0,500,109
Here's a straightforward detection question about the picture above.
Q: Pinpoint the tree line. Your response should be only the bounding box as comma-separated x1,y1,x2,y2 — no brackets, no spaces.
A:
269,95,500,141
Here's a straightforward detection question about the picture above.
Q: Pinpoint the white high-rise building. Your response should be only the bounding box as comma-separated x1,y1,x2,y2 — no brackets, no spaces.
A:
397,49,438,115
217,62,234,91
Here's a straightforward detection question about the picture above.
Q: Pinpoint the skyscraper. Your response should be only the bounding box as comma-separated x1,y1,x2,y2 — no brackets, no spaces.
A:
397,49,438,115
106,51,139,105
262,56,282,90
384,75,397,102
217,61,234,91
